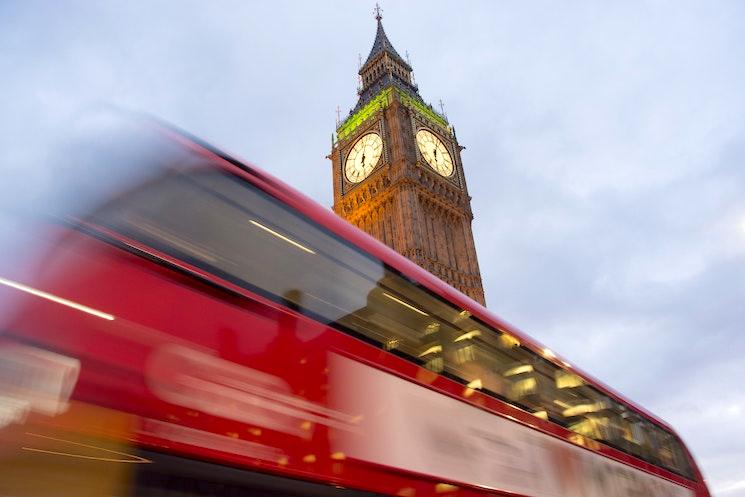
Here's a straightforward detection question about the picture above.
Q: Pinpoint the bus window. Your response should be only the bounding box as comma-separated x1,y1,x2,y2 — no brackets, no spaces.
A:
612,410,649,460
440,322,523,402
89,166,696,482
649,426,694,478
90,169,481,374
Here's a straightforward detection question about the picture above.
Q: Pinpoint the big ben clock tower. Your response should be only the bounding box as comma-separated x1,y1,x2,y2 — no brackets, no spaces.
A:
330,7,486,305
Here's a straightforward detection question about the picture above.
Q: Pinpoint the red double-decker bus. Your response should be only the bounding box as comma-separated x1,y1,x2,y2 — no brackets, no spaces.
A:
0,116,710,497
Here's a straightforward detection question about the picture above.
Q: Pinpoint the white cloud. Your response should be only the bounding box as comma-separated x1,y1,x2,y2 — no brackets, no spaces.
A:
717,479,745,495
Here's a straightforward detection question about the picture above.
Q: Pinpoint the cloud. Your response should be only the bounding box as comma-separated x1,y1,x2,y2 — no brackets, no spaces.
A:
1,1,744,494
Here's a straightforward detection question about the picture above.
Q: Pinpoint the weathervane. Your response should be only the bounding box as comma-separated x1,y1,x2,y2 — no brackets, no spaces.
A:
438,99,447,118
357,53,363,88
374,3,383,21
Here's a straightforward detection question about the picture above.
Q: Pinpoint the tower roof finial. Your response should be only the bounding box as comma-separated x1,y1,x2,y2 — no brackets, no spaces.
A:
361,3,408,71
374,3,383,22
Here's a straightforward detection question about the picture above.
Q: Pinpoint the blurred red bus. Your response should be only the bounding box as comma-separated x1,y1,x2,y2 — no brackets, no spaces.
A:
0,116,710,497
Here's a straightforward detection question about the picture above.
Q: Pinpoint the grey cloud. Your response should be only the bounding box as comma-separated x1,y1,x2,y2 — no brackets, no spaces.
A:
1,0,744,494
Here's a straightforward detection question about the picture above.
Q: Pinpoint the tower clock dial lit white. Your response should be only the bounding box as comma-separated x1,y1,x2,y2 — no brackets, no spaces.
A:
345,133,383,183
416,129,454,177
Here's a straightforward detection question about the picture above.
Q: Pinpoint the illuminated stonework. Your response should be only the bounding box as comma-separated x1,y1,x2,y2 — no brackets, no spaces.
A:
337,88,392,141
330,14,486,305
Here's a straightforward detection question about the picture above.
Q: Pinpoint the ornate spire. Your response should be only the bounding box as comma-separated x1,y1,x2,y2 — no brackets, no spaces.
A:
353,4,419,112
362,4,409,70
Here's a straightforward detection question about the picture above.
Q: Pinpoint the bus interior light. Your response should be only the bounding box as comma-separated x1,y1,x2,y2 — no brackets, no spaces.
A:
498,334,520,348
456,310,471,320
466,378,482,390
504,364,534,377
556,371,585,389
249,219,315,254
425,322,440,334
562,402,605,417
382,292,429,316
419,345,442,357
454,330,481,342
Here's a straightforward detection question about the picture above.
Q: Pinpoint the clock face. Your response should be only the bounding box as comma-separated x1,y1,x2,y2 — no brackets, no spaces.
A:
345,133,383,183
416,129,454,177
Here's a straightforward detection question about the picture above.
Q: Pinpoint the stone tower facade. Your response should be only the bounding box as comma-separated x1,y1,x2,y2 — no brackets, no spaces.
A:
329,12,486,305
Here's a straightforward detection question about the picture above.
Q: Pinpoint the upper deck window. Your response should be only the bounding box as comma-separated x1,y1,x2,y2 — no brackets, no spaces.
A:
90,166,695,481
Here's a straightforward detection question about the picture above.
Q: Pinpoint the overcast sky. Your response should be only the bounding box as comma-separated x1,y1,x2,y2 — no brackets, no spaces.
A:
1,1,744,494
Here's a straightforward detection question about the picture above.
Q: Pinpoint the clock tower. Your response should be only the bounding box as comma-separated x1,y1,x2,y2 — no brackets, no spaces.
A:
330,8,486,305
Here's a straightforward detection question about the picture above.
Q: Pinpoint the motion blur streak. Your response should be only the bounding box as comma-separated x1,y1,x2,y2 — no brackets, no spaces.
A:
22,432,151,463
146,345,360,438
0,343,80,420
0,276,115,321
138,418,284,461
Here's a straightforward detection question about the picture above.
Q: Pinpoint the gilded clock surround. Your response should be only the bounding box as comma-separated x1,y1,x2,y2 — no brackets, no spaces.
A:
345,132,384,183
415,128,455,177
339,120,389,195
329,13,485,305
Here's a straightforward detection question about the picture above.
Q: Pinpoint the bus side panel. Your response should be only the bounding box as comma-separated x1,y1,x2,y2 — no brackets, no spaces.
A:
0,225,477,497
0,224,705,497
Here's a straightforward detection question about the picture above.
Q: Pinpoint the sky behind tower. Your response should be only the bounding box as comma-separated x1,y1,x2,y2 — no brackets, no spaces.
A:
1,1,744,494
